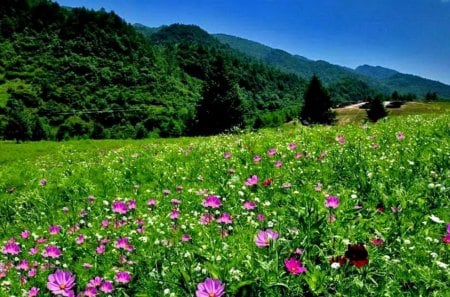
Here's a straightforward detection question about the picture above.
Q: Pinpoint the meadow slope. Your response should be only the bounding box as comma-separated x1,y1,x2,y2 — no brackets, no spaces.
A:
0,114,449,296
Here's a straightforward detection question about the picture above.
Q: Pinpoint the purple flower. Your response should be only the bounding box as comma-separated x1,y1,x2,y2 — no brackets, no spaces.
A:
216,213,233,224
182,234,192,242
255,229,279,247
43,245,61,258
396,132,405,140
47,270,76,296
128,199,136,210
115,271,131,284
224,152,231,159
446,223,450,234
2,240,20,255
21,230,30,239
253,155,261,162
88,276,103,288
274,160,283,167
325,196,340,209
284,257,307,275
288,143,297,150
100,281,114,293
202,196,222,208
243,201,256,210
196,278,225,297
112,201,128,214
84,287,98,297
39,179,47,186
200,213,215,225
245,175,258,186
170,209,180,220
267,148,277,156
28,287,39,297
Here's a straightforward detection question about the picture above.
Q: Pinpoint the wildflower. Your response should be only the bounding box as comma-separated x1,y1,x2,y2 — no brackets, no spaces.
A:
253,155,261,162
281,183,291,189
88,277,103,288
43,245,61,258
17,259,29,271
171,198,181,205
170,209,179,220
128,199,136,210
101,220,110,228
147,199,156,207
28,269,37,278
100,281,114,293
274,160,283,167
325,196,340,209
329,256,346,269
84,287,98,297
200,213,215,225
255,229,279,247
28,287,39,296
284,257,307,275
288,143,297,150
370,238,384,247
441,233,450,244
96,245,105,254
202,196,222,208
196,278,225,297
76,235,85,245
115,271,131,284
47,270,76,296
336,134,346,145
88,195,95,203
83,263,93,269
217,213,233,224
39,179,47,186
344,244,369,268
376,202,385,213
224,152,231,159
447,223,450,233
328,214,336,223
112,201,128,214
2,240,20,255
262,178,273,187
267,148,277,156
182,234,191,242
243,201,256,210
245,175,258,186
429,215,444,224
295,152,303,159
21,230,30,239
257,214,265,221
396,132,405,140
314,183,323,191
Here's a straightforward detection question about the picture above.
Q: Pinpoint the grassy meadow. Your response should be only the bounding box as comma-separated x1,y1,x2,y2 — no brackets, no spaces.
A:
0,113,449,296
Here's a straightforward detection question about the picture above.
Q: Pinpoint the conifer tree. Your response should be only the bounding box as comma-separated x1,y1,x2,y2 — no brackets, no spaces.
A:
366,95,388,122
300,75,335,125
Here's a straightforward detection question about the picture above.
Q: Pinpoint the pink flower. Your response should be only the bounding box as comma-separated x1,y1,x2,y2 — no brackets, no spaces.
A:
88,195,95,203
96,245,106,254
100,281,114,293
196,278,225,297
257,214,265,221
182,234,192,242
288,143,297,150
29,247,38,255
224,152,231,159
284,257,307,275
253,155,261,162
314,183,323,191
28,268,37,277
202,196,222,208
2,241,20,255
245,175,258,186
370,238,384,247
43,245,61,258
170,209,179,220
396,132,405,140
84,287,98,297
335,134,346,145
101,220,110,228
446,223,450,234
21,230,30,239
295,152,303,159
274,160,283,167
17,259,29,271
47,270,76,296
76,235,85,245
325,196,340,209
115,271,131,284
28,287,39,297
217,213,233,224
39,179,47,186
147,198,156,206
243,201,257,210
128,199,136,210
116,238,133,250
171,198,181,205
112,201,128,214
48,225,61,235
200,213,215,225
441,233,450,244
255,229,279,247
267,148,277,156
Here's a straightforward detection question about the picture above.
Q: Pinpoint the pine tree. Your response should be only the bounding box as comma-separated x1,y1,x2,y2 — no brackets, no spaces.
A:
300,75,335,125
366,95,388,122
195,56,244,135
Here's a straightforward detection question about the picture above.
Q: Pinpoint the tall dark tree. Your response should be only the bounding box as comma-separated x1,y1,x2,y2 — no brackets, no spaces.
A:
366,95,388,122
300,75,335,125
194,56,244,135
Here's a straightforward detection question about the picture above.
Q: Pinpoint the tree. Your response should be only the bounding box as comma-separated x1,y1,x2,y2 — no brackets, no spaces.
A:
366,95,388,122
300,75,335,125
425,91,438,102
194,56,244,135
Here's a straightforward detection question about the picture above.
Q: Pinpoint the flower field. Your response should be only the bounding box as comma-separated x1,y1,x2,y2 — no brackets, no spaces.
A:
1,114,449,296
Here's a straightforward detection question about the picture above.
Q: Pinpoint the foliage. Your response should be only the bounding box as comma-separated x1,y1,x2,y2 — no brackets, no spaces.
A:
300,75,335,125
0,114,449,296
366,95,388,122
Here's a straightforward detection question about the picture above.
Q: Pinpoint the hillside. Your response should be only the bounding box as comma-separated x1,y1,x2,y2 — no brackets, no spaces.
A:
214,34,450,98
0,1,305,141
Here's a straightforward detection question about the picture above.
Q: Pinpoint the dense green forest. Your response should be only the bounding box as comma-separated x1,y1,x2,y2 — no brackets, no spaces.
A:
0,0,305,140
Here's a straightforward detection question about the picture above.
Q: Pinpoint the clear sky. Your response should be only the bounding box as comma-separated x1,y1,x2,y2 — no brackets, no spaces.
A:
55,0,450,84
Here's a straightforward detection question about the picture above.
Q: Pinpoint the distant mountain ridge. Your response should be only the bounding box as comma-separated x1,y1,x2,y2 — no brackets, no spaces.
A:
213,33,450,98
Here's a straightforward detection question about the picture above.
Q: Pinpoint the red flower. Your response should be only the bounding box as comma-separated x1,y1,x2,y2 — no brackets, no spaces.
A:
262,178,273,187
345,244,369,268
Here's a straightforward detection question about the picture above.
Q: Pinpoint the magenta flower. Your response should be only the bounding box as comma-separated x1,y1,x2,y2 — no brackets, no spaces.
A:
76,235,85,245
267,148,277,156
442,233,450,244
245,175,258,186
217,213,233,224
2,241,20,255
47,270,76,296
147,198,157,206
115,271,131,284
253,155,261,162
200,213,215,225
100,281,114,293
116,237,133,250
96,245,106,254
28,287,39,297
446,223,450,234
243,201,257,210
17,259,29,271
284,257,307,275
170,209,180,220
325,196,340,209
288,143,297,150
202,196,222,208
182,234,192,242
128,199,136,210
49,225,61,235
224,152,231,159
255,229,279,247
21,230,30,239
274,160,283,167
88,276,103,288
84,287,98,297
43,245,61,258
112,201,128,214
257,214,265,221
196,278,225,297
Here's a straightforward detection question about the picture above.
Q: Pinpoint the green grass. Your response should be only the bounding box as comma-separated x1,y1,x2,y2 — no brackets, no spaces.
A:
0,114,449,296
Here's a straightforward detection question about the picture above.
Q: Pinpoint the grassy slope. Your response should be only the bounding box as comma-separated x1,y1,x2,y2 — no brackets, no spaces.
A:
335,101,450,125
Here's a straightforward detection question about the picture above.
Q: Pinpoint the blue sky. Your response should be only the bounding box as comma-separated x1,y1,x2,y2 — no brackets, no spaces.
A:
55,0,450,84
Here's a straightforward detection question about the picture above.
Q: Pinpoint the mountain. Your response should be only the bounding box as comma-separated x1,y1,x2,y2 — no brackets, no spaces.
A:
0,1,305,141
214,34,450,98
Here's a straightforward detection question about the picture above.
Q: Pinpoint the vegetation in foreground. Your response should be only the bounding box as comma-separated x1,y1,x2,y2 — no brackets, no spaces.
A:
1,114,449,296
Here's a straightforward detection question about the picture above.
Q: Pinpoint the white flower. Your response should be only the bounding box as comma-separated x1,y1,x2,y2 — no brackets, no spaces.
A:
331,262,341,269
435,261,448,269
163,288,171,295
429,215,445,223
